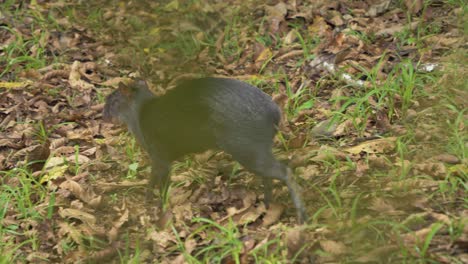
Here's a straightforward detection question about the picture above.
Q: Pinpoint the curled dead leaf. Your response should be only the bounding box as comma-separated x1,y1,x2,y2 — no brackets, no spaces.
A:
59,208,96,226
265,2,288,33
69,61,95,90
59,180,102,207
108,208,129,242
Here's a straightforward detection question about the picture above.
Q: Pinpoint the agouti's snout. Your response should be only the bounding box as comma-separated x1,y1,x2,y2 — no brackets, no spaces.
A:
103,77,307,223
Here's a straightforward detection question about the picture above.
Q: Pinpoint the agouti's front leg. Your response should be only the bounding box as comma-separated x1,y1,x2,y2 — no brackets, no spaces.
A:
263,177,272,209
145,159,170,206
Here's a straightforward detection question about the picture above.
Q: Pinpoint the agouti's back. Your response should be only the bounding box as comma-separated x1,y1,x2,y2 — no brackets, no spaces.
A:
140,78,281,160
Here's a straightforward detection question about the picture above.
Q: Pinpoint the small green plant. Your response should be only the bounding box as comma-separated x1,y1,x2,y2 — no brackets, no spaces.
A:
345,29,376,44
109,193,119,204
122,137,143,180
445,106,467,160
221,12,244,62
116,232,142,264
0,24,48,77
188,218,244,263
0,166,49,262
283,76,316,118
287,24,320,64
1,168,45,220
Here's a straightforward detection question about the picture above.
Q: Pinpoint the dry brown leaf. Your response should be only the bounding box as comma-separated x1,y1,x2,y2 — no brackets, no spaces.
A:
97,180,148,192
311,146,349,163
311,119,339,138
99,77,133,87
284,29,298,44
413,162,447,179
147,230,177,250
405,0,423,14
286,226,307,255
85,243,120,263
402,222,444,245
265,2,288,33
173,238,197,264
240,237,256,264
432,154,460,164
367,0,391,17
26,252,50,263
386,179,440,190
369,198,403,215
108,208,129,242
173,203,194,223
333,119,354,137
320,240,347,255
157,210,174,229
223,190,257,219
170,188,193,206
426,35,461,47
57,222,83,245
0,80,34,89
355,159,369,176
308,16,330,37
355,245,399,263
298,165,321,180
42,69,70,81
376,21,419,36
288,132,307,148
368,155,391,169
237,206,264,225
84,161,112,171
66,154,90,165
262,203,284,226
255,47,272,65
66,128,94,140
344,137,397,154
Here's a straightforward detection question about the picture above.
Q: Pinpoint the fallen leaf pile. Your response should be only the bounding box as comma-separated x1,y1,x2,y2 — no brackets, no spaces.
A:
0,0,466,263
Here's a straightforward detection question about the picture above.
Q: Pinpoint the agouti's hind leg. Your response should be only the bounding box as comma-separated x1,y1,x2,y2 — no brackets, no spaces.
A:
223,143,307,223
260,159,307,224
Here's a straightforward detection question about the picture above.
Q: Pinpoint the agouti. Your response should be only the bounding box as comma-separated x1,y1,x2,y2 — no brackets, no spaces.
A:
103,78,306,223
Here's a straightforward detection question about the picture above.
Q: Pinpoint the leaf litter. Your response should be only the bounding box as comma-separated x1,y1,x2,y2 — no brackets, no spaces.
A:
0,0,466,263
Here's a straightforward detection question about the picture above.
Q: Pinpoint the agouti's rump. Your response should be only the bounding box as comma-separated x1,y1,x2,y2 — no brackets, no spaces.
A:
103,78,306,223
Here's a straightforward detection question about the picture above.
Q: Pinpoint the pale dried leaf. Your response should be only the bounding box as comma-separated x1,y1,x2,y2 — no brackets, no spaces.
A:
344,137,397,154
320,240,347,255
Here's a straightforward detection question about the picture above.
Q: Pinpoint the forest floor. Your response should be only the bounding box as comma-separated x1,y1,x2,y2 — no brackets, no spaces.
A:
0,0,466,263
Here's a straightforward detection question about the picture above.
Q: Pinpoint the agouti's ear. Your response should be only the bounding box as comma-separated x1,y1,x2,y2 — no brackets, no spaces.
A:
118,82,133,97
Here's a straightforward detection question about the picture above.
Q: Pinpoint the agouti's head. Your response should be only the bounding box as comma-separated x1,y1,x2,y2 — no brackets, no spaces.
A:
102,80,154,125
